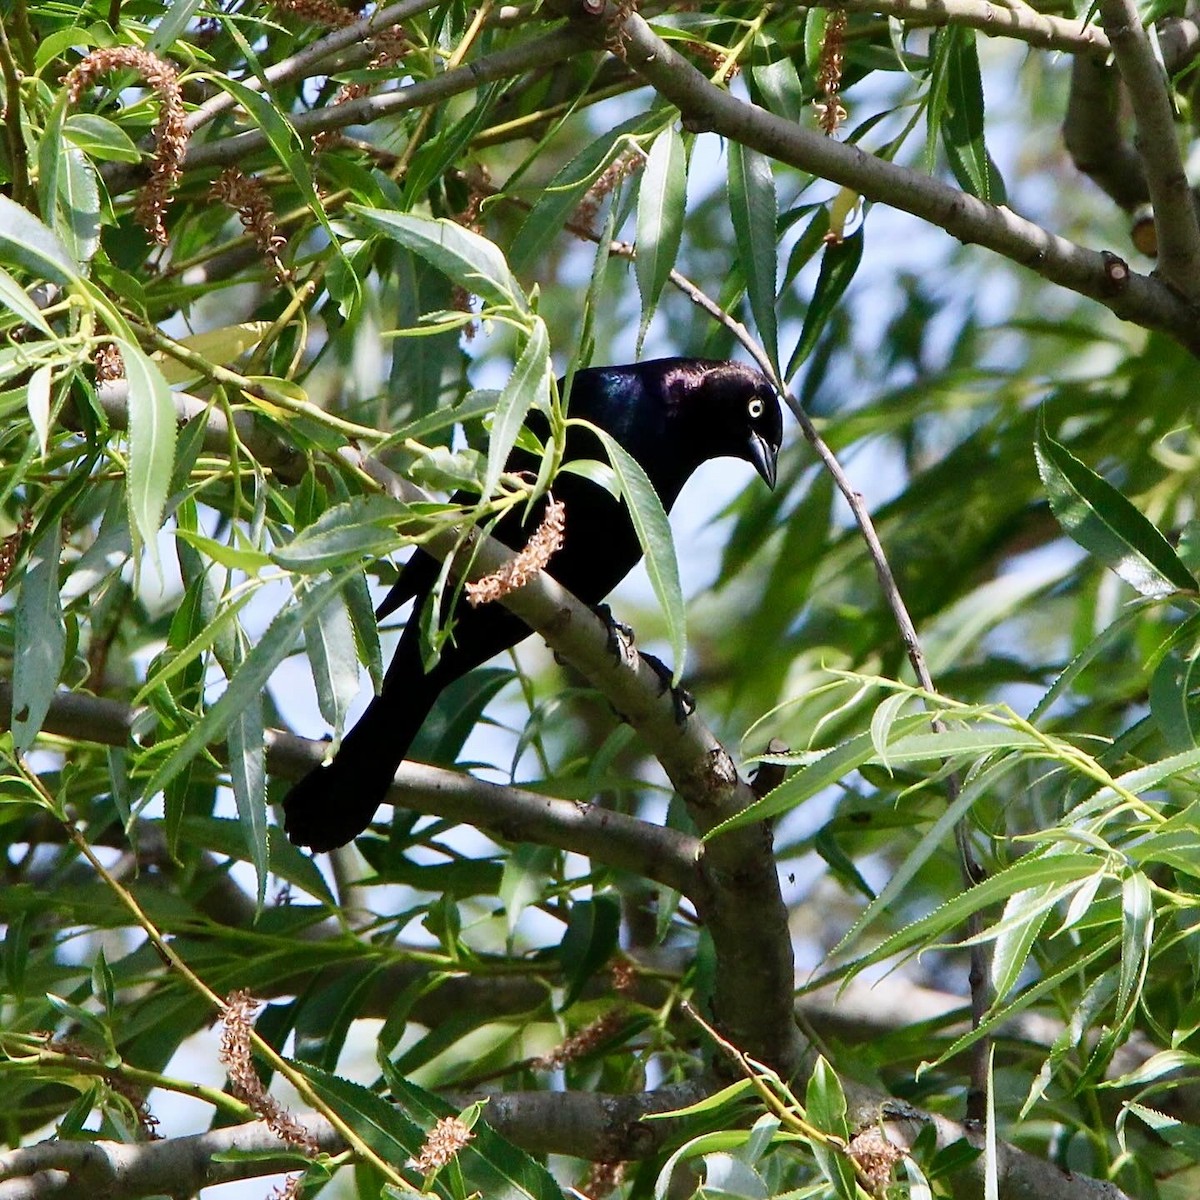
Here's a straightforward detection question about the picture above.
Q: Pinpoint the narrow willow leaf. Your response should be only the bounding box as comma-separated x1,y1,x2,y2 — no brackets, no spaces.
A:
806,1058,856,1200
786,229,863,377
940,28,1005,203
984,1046,999,1200
344,568,384,693
351,205,520,309
832,755,1021,954
991,883,1056,1001
1036,410,1197,597
559,893,621,1009
0,194,82,286
37,97,67,239
589,424,687,680
728,143,779,374
143,570,353,801
709,715,931,838
12,519,65,755
1149,650,1200,752
26,365,51,457
147,0,206,52
510,112,653,274
63,113,141,163
117,337,176,576
226,682,268,911
485,316,550,500
635,125,687,352
1117,870,1153,1020
304,586,359,734
0,265,54,334
849,852,1098,973
272,495,416,573
59,146,100,265
750,38,804,123
293,1061,426,1165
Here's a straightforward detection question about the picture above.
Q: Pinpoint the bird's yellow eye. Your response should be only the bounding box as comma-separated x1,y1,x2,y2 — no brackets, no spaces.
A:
747,398,764,419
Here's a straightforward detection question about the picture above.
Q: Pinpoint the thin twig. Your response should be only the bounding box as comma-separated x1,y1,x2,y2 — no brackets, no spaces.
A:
0,20,30,207
183,0,445,135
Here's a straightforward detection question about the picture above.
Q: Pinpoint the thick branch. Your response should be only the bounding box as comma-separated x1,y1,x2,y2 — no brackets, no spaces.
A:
814,0,1111,57
0,683,700,896
1099,0,1200,296
579,2,1200,352
0,1117,334,1200
1064,55,1149,212
0,1081,1135,1200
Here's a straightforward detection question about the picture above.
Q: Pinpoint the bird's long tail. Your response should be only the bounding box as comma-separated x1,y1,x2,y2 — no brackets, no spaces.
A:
283,626,436,851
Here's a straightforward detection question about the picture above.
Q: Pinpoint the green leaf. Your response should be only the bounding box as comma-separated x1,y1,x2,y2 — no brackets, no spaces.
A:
1149,650,1200,752
351,205,521,309
26,364,51,457
1035,410,1197,597
806,1058,856,1200
117,338,177,576
63,114,142,163
272,495,417,573
226,679,268,912
37,96,67,242
990,881,1057,1001
12,519,65,756
485,317,550,500
588,424,687,680
0,265,54,334
847,852,1100,975
383,1070,566,1200
0,195,82,286
939,28,1005,203
304,585,359,735
635,125,687,352
833,754,1023,954
143,570,354,801
728,142,779,375
1117,870,1152,1022
708,714,930,838
59,147,101,265
787,229,864,377
147,0,207,53
510,113,654,274
558,893,621,1009
292,1060,430,1173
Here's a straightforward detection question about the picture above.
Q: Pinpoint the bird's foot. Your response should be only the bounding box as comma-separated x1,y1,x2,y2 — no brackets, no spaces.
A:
593,603,638,667
640,652,695,726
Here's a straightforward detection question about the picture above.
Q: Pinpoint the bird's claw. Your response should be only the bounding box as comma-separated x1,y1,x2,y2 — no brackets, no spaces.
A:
639,652,695,726
593,603,637,667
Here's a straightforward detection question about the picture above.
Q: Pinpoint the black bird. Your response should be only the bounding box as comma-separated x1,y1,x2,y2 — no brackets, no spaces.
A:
283,358,783,851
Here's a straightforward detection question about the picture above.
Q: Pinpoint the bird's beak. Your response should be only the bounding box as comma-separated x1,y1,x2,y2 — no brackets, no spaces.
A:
747,431,778,489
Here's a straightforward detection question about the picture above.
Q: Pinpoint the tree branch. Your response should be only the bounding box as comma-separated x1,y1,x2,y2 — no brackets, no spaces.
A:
182,0,445,135
1098,0,1200,297
812,0,1112,58
0,682,700,895
1064,55,1149,213
576,1,1200,352
0,1080,1136,1200
102,26,590,193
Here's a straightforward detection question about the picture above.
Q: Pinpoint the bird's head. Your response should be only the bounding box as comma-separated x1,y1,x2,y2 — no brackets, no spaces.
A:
663,359,783,489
